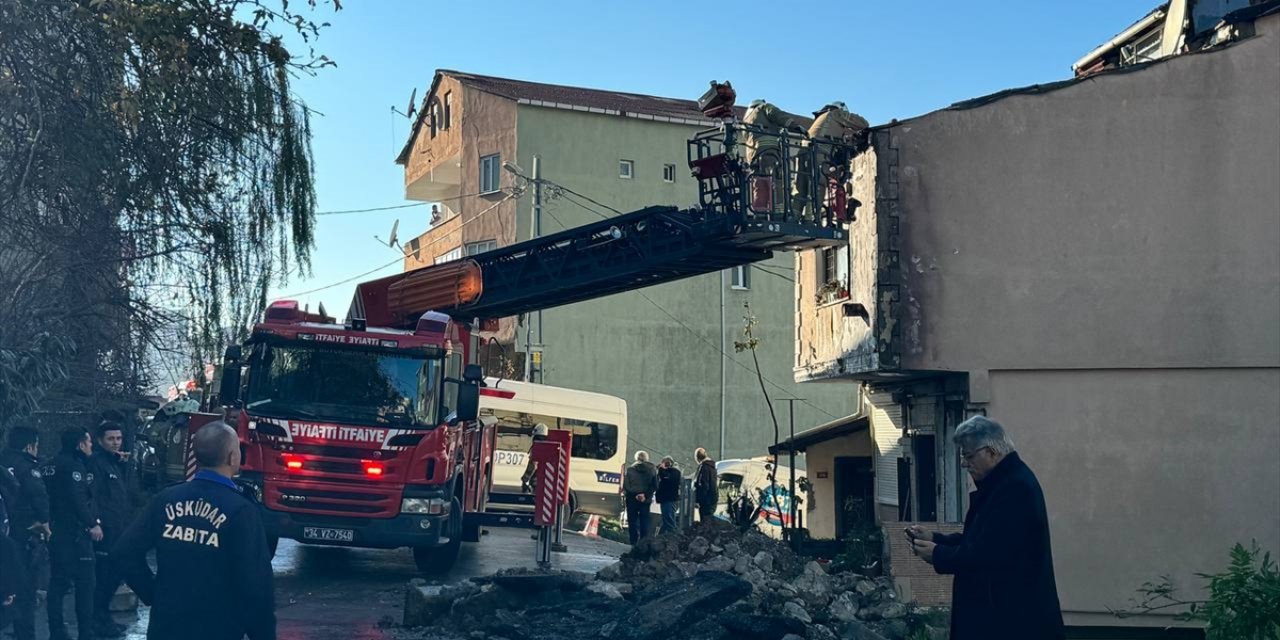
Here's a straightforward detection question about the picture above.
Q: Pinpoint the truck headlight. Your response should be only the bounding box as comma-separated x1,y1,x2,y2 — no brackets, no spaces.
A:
401,498,450,515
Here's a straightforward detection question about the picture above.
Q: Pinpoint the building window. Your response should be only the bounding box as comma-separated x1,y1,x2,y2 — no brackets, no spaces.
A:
663,164,676,183
435,246,463,264
465,239,497,256
619,159,634,180
729,265,750,290
816,246,849,304
1120,28,1162,66
443,92,453,129
429,101,438,139
480,153,501,194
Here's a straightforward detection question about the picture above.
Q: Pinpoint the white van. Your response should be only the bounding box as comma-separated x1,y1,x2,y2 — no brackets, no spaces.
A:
715,458,806,539
481,378,627,518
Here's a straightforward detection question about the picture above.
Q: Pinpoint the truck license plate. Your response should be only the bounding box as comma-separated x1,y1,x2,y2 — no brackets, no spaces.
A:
303,527,354,542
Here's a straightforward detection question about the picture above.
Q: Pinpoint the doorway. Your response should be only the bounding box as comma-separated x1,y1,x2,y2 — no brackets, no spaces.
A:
834,456,875,538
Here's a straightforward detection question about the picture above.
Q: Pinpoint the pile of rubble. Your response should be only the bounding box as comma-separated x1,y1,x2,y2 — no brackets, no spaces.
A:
399,520,949,640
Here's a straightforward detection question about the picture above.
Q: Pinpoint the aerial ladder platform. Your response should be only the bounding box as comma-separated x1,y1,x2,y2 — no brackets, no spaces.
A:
351,81,864,328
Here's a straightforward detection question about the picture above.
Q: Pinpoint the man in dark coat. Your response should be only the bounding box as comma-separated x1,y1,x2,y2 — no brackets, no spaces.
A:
88,422,131,637
908,416,1064,640
621,451,658,545
112,421,275,640
655,457,681,534
692,448,718,521
45,428,102,640
1,425,50,640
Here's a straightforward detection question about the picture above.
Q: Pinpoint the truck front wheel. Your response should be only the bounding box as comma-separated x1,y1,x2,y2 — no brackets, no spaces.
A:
413,497,463,574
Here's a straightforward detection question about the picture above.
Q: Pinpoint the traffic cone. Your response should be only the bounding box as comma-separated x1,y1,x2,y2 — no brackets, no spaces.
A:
582,514,599,537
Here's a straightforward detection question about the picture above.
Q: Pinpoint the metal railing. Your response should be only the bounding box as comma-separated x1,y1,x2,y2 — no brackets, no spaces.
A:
688,122,865,227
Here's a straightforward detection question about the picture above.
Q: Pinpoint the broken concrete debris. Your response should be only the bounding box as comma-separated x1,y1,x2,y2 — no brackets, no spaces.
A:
401,520,948,640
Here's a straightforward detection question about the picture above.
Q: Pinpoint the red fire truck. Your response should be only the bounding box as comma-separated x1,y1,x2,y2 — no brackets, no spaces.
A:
217,263,493,573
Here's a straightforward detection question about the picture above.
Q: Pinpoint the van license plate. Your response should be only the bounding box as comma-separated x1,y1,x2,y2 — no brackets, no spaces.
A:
303,527,354,542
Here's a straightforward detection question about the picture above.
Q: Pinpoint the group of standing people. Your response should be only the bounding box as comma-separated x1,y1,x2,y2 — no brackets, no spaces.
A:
1,420,133,640
1,419,276,640
620,447,720,545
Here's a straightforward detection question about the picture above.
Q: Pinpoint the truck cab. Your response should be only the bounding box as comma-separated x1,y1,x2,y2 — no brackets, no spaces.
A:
219,301,492,573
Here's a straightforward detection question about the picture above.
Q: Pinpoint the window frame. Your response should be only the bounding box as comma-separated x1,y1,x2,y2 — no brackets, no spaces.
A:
465,239,497,256
435,246,463,265
443,92,453,130
816,246,850,305
479,153,502,194
618,159,634,180
730,265,750,290
662,163,676,183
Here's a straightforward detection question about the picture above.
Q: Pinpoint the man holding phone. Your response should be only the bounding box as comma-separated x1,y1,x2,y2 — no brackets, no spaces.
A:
906,416,1064,640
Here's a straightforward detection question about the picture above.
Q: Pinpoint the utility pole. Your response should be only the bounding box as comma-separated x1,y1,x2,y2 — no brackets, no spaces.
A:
533,155,543,384
719,270,727,460
776,398,802,544
520,156,545,383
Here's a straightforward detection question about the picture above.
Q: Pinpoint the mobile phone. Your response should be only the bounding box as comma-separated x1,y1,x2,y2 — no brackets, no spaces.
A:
903,527,915,541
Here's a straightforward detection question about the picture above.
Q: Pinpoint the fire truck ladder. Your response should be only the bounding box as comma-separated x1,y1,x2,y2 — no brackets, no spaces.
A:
351,123,858,327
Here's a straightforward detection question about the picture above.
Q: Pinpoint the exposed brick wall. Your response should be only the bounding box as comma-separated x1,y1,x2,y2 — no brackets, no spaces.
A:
883,520,963,606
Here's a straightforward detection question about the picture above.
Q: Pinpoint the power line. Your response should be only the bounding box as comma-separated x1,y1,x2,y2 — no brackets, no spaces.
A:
314,190,491,216
752,264,795,283
274,190,521,300
634,288,837,421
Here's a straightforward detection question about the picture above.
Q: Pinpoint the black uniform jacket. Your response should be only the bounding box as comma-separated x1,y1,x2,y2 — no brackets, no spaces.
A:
1,449,50,531
45,450,98,540
88,446,130,536
112,471,276,640
932,452,1065,640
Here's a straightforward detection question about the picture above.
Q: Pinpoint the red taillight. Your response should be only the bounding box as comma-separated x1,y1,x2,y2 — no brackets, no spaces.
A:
363,461,384,477
282,454,303,471
480,388,516,399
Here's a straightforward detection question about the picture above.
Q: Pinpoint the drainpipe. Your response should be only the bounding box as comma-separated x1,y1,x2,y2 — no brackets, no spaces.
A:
720,270,727,460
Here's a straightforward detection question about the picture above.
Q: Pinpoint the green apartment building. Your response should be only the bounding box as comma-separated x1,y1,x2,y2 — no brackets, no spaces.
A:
396,70,856,468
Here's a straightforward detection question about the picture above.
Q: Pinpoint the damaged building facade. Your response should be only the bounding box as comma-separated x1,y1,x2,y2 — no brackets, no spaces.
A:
794,3,1280,631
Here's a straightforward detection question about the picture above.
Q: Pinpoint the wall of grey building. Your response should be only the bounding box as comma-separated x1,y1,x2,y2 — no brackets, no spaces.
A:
512,105,858,469
876,14,1280,626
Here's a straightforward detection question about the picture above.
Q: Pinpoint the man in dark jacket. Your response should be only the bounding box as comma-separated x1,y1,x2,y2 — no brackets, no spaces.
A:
621,451,659,545
46,428,102,640
88,422,130,637
655,457,681,534
908,416,1064,640
113,421,275,640
692,448,718,521
1,426,49,640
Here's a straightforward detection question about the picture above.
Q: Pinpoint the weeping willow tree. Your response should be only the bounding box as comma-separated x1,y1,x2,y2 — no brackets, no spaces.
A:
0,0,338,425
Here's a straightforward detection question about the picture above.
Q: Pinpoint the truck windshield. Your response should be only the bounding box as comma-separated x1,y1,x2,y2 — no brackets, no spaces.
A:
245,343,441,428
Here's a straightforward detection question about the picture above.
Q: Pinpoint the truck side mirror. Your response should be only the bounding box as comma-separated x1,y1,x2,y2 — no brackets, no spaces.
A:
454,380,480,423
219,346,243,408
463,363,484,383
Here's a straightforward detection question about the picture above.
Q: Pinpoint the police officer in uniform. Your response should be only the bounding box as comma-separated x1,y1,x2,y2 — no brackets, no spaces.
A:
113,421,275,640
88,422,130,637
46,428,102,640
0,426,50,640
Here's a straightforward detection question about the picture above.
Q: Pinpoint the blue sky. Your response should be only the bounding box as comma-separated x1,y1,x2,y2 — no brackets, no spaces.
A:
270,0,1156,315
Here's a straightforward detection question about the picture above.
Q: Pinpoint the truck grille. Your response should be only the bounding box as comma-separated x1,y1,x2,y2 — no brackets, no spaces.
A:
268,482,400,518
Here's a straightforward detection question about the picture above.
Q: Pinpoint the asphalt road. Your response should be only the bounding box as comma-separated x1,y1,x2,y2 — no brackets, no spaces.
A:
30,527,627,640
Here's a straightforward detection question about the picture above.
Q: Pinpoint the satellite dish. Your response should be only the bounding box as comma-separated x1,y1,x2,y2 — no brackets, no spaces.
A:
388,219,399,248
405,88,418,119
